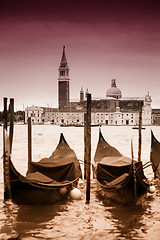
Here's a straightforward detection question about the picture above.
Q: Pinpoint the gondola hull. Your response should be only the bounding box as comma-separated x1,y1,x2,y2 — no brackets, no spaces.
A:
8,157,79,205
10,180,71,205
150,130,160,178
96,175,149,204
93,130,150,205
4,132,81,205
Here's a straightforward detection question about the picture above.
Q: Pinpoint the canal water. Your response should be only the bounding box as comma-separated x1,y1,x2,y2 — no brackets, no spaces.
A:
0,125,160,239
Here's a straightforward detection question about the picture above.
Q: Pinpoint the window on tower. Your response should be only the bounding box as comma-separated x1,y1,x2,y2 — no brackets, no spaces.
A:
60,71,66,76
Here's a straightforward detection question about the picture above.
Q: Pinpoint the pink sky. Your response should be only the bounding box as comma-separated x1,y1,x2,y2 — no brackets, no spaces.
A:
0,0,160,110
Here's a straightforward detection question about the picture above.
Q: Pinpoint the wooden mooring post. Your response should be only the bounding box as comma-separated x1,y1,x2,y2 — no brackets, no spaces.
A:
138,101,143,162
3,97,15,199
84,113,87,179
3,98,8,132
85,93,91,204
3,97,10,199
28,117,32,170
131,139,137,198
9,98,14,154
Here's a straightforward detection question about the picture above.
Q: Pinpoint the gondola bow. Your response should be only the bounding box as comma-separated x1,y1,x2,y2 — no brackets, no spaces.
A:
150,130,160,178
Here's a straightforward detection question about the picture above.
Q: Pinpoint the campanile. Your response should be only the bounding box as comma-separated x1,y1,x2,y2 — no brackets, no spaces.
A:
58,46,70,109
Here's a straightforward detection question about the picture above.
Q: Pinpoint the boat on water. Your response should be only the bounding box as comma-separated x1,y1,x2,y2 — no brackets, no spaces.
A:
132,126,146,130
60,124,99,127
4,132,82,205
75,124,99,127
60,124,76,127
93,129,153,204
150,130,160,178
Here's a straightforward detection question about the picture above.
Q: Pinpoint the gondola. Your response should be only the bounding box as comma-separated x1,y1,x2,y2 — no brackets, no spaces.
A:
93,130,152,204
4,132,82,205
150,130,160,178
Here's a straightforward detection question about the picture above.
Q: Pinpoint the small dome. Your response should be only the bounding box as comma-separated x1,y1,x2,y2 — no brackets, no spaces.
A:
106,79,122,99
106,87,122,97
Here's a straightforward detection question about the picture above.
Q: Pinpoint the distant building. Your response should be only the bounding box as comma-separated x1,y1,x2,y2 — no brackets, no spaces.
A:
152,109,160,125
80,87,84,103
25,106,58,124
58,46,70,110
25,93,152,126
106,79,122,99
25,46,153,126
14,110,25,122
25,106,44,124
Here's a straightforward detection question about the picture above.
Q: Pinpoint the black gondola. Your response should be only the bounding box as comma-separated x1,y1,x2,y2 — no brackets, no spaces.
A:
4,132,82,205
93,130,151,204
150,130,160,178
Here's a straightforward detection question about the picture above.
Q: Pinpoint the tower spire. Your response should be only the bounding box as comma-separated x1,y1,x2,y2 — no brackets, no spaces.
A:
60,46,68,67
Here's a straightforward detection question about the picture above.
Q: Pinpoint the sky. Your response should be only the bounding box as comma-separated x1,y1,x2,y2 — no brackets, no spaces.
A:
0,0,160,110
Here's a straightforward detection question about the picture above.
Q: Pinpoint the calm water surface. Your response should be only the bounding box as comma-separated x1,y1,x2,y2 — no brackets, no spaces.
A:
0,125,160,240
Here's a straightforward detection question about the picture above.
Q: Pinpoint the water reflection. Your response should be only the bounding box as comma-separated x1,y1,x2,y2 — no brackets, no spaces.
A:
0,180,160,240
0,199,69,239
108,204,147,239
0,200,18,239
0,126,160,239
96,191,152,240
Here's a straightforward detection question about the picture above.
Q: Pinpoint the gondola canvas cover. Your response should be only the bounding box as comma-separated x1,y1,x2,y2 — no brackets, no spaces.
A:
94,130,144,182
26,133,81,183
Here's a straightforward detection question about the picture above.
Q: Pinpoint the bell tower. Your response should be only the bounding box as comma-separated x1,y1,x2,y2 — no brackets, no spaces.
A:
58,46,70,109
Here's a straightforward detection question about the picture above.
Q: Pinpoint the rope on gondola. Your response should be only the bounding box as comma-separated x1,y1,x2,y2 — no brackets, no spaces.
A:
143,163,152,170
142,161,152,168
7,179,19,182
78,159,85,164
78,159,93,166
134,161,152,175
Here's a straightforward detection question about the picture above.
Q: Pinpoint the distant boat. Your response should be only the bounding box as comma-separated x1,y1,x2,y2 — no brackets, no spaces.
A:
132,126,146,130
60,124,99,127
75,124,99,127
60,124,75,127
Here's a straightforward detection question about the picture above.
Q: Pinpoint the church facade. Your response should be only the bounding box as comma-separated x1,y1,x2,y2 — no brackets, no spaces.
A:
25,46,152,125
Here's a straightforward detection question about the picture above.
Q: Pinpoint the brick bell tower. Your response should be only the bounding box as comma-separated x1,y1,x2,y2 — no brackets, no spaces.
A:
58,46,70,109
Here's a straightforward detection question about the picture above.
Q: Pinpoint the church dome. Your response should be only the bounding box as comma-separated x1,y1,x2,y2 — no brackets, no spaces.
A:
106,79,122,99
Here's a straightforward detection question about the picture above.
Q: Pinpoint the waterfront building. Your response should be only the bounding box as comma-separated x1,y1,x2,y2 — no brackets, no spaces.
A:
25,106,58,124
152,109,160,125
25,91,152,126
25,106,44,124
25,46,153,126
